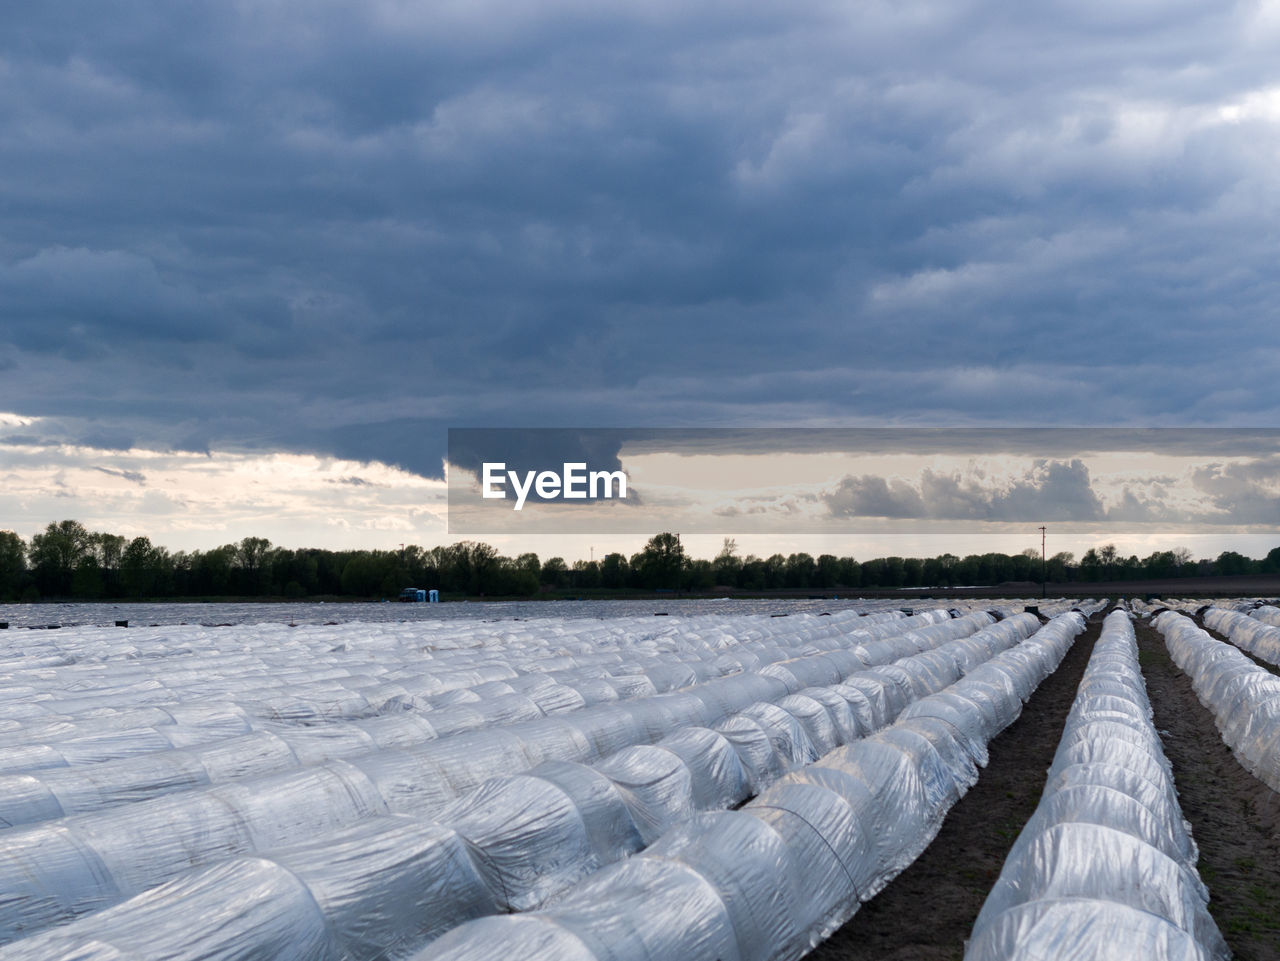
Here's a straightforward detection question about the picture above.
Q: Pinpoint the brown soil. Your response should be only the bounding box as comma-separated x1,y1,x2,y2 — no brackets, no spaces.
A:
804,613,1104,961
1135,616,1280,960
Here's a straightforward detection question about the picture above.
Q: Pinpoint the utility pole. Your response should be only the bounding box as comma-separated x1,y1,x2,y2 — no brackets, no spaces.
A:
1038,526,1047,598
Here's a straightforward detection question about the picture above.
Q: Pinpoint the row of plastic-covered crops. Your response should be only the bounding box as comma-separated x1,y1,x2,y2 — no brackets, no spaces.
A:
967,610,1228,961
7,595,1230,961
1154,606,1280,793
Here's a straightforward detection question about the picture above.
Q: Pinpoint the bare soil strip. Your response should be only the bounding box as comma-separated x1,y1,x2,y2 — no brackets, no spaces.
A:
1135,617,1280,961
804,614,1104,961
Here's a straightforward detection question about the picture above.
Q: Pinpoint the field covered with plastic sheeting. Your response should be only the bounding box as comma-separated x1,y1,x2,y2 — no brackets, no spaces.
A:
1249,604,1280,629
967,611,1228,961
0,597,1080,630
1201,606,1280,667
1155,610,1280,793
4,596,1278,961
415,612,1086,961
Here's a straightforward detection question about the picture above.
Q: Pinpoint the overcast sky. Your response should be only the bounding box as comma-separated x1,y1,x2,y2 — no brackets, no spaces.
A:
3,1,1280,556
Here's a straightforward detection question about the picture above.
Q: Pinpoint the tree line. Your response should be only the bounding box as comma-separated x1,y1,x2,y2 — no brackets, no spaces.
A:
1,521,1279,601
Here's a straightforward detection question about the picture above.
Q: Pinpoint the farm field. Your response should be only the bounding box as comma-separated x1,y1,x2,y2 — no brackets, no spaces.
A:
0,598,1276,960
0,597,948,629
808,606,1280,961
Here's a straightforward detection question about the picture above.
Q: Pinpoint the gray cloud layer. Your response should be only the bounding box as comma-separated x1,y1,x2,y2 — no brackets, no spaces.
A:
824,459,1106,521
3,2,1280,478
822,456,1280,526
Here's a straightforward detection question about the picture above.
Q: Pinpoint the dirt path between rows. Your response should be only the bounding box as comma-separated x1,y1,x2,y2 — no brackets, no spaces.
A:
1136,617,1280,961
804,614,1104,961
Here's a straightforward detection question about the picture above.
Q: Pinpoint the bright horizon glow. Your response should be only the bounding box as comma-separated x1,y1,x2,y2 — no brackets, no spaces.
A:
4,417,1280,565
0,421,447,552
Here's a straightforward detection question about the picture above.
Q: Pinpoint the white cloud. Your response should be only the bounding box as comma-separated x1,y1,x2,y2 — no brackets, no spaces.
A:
0,434,446,550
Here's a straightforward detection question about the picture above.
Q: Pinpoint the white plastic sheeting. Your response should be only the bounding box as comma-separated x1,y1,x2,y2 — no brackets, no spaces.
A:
1250,605,1280,629
0,613,1051,960
1123,597,1165,618
1,610,938,746
1147,599,1212,617
1070,599,1110,617
1155,610,1280,793
0,608,1016,945
966,610,1227,961
1202,606,1280,666
985,599,1103,619
0,618,796,734
405,613,1085,961
0,609,969,830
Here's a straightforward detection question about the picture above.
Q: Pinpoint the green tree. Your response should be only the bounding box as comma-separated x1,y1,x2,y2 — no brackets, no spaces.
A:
1143,551,1176,579
91,532,126,593
815,554,840,589
1047,551,1075,582
902,557,923,587
1098,544,1118,578
860,558,884,587
882,556,906,587
187,545,226,594
435,543,473,593
1012,549,1037,581
837,557,861,588
936,553,959,586
467,541,500,594
636,533,685,590
1079,548,1101,582
121,536,166,597
739,555,766,591
1215,550,1251,576
683,558,715,591
0,531,26,599
784,553,815,589
712,538,742,587
71,557,104,598
340,552,382,596
762,554,786,590
600,553,629,589
572,560,601,590
29,520,92,595
494,555,539,595
234,537,273,594
540,557,569,589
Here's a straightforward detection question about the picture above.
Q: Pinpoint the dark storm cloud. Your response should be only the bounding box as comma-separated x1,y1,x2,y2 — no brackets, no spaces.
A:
447,429,629,479
3,1,1280,479
77,428,136,451
616,428,1280,459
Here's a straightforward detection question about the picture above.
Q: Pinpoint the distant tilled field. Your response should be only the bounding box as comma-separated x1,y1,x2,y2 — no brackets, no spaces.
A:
0,597,1275,961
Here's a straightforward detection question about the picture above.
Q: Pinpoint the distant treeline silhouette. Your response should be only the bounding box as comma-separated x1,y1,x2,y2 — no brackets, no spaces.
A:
1,521,1278,601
